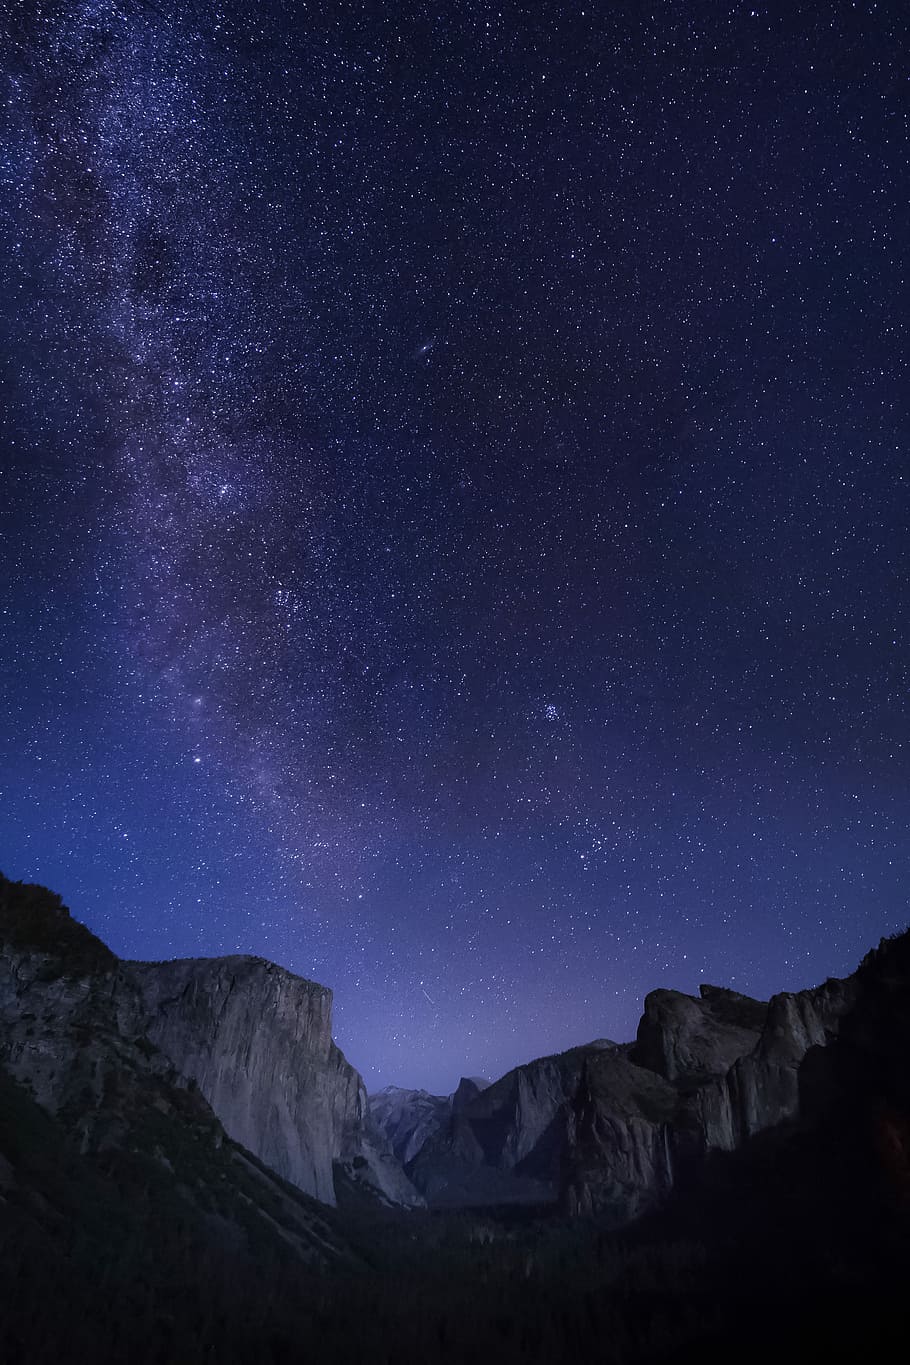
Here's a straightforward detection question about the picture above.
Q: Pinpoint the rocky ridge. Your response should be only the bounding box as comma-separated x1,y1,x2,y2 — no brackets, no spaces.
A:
0,876,353,1265
0,875,420,1210
368,1076,491,1166
368,1085,452,1165
410,963,864,1220
2,871,903,1232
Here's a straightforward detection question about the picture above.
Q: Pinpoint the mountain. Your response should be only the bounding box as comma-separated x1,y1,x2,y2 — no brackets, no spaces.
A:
1,872,908,1363
0,875,363,1360
369,1077,491,1165
452,1074,492,1110
0,874,419,1211
369,1085,452,1164
127,955,422,1208
3,866,895,1228
407,955,867,1219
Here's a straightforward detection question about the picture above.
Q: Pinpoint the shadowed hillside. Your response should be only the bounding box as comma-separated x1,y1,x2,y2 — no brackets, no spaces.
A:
1,875,908,1363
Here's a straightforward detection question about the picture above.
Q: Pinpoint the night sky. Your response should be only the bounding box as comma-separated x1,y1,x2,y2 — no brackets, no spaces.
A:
1,1,907,1093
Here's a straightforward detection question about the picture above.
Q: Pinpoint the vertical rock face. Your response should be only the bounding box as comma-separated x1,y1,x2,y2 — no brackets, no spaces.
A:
409,1043,681,1217
3,873,904,1231
563,1048,679,1220
411,953,892,1223
410,1048,617,1207
451,1075,491,1113
0,877,421,1209
127,957,424,1209
0,878,357,1269
633,986,767,1085
127,957,361,1205
688,975,857,1153
368,1077,493,1168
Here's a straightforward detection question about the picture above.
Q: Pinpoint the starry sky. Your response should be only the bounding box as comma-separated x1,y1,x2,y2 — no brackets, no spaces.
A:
1,0,907,1093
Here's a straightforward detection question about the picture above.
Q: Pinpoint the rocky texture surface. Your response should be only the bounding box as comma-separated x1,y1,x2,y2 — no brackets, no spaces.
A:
632,985,767,1086
411,962,866,1221
369,1077,492,1167
2,877,908,1364
0,874,420,1210
410,1042,681,1213
127,955,358,1204
127,956,422,1209
334,1112,426,1210
684,974,856,1156
369,1085,452,1164
2,870,899,1233
0,876,352,1265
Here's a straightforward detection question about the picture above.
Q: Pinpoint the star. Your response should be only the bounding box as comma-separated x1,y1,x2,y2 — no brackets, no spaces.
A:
0,0,903,1092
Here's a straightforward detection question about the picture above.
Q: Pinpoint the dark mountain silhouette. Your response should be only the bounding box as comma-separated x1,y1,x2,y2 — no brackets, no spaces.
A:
1,872,908,1363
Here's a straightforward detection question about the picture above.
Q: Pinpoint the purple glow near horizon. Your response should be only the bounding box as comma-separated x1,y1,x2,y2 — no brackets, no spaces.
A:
1,0,907,1092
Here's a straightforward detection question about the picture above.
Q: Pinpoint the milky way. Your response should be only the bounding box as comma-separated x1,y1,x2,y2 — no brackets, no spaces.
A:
1,0,908,1090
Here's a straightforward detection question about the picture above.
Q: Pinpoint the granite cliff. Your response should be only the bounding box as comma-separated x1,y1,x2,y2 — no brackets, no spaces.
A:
369,1085,452,1165
2,872,908,1365
0,876,353,1268
410,960,869,1220
127,955,421,1208
368,1076,490,1165
2,870,903,1232
0,875,420,1210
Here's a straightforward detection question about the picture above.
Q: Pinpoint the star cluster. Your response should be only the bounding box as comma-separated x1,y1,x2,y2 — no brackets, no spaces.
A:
1,0,907,1090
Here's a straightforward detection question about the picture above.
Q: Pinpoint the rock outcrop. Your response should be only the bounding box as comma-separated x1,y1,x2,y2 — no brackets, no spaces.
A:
369,1077,492,1167
3,870,903,1232
126,957,423,1210
126,956,359,1205
0,874,420,1209
0,876,353,1265
451,1075,491,1112
684,974,856,1155
411,954,878,1222
632,985,767,1086
369,1085,452,1165
409,1042,681,1213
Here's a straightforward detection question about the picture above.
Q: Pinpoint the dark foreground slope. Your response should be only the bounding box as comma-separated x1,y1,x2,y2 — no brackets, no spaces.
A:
1,875,909,1363
0,1063,361,1365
